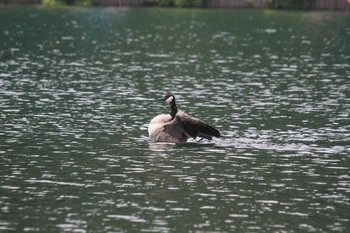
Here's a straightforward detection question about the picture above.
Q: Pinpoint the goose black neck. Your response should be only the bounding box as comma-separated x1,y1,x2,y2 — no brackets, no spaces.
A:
169,100,177,119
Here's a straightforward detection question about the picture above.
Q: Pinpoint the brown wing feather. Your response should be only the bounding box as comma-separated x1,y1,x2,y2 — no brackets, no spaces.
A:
177,110,221,139
162,117,189,143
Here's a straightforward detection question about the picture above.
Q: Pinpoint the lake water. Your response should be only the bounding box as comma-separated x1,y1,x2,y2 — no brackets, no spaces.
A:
0,6,349,232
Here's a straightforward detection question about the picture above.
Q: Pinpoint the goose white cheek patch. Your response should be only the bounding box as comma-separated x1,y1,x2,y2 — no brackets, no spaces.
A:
165,96,174,104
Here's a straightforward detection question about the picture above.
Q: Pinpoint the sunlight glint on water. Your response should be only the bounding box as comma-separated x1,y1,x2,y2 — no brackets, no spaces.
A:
0,7,349,233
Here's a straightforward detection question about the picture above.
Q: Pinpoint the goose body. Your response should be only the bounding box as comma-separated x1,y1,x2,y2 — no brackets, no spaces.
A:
148,95,221,143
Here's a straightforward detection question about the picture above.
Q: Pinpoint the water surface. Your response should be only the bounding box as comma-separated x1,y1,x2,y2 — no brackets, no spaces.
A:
0,6,350,232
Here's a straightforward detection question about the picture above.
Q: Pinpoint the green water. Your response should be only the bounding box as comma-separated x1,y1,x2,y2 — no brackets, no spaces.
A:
0,6,349,232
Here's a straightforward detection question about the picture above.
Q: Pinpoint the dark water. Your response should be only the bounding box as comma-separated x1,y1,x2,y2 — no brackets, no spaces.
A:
0,6,350,232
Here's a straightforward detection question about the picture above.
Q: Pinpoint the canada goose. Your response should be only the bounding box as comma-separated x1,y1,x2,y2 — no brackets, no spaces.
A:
148,95,221,143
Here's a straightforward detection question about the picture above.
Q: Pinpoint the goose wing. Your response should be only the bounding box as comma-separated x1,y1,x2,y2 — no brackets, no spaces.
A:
162,117,189,143
177,111,221,140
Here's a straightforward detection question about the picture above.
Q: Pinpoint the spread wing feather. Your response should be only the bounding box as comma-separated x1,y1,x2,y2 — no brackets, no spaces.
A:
177,110,221,139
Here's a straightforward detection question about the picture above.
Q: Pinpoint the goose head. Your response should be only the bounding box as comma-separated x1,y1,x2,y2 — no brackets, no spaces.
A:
161,94,177,118
162,94,175,104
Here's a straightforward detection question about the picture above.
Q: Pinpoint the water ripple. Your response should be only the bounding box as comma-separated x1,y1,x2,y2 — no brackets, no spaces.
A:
0,7,349,233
